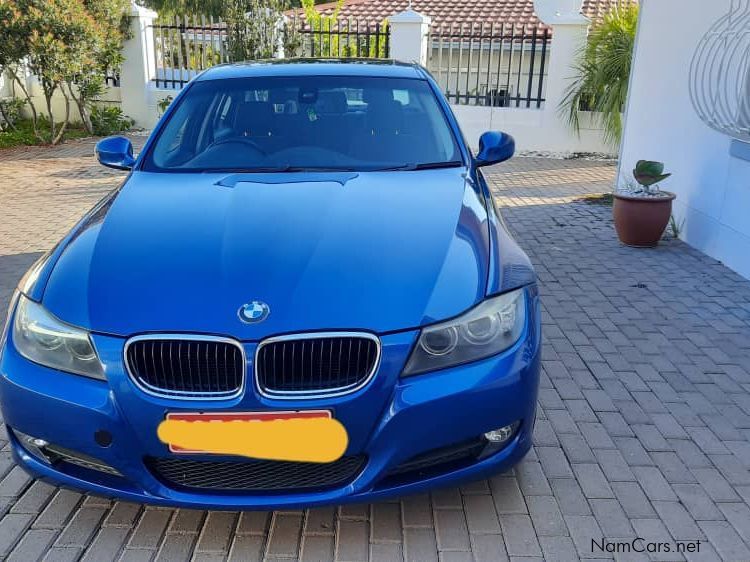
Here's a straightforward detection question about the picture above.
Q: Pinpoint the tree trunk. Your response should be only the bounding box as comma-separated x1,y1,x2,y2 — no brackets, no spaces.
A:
51,86,71,145
44,89,56,143
67,81,93,134
10,71,42,141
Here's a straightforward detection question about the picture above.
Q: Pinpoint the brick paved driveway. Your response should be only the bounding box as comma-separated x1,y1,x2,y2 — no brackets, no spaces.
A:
1,139,750,561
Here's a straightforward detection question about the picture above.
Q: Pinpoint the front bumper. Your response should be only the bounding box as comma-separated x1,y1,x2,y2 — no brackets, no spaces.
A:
0,291,541,510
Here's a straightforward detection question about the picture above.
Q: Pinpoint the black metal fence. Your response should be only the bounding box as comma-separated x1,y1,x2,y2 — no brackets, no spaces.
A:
293,20,390,59
427,23,550,108
148,16,390,89
151,16,229,89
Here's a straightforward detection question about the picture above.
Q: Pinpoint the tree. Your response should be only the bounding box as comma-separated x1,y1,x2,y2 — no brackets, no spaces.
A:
67,0,130,134
224,0,298,62
21,0,100,144
0,0,41,137
560,4,639,146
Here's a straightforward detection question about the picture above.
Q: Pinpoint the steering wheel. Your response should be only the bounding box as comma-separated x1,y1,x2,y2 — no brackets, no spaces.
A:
209,136,267,156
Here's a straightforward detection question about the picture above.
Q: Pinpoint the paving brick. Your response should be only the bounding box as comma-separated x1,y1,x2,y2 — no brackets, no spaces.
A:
611,482,656,519
0,514,34,558
404,527,438,562
105,503,143,528
490,476,527,514
228,535,266,562
563,515,606,559
434,509,470,552
652,502,704,541
195,512,237,553
526,496,566,537
572,463,614,499
127,509,172,550
157,534,198,562
499,515,542,557
516,461,552,496
589,499,634,537
55,507,107,547
168,509,205,534
369,542,403,562
631,466,677,502
470,534,509,562
401,494,433,528
671,484,723,521
593,448,636,482
33,490,82,530
236,511,269,536
698,520,750,561
266,513,303,559
463,494,501,534
9,480,55,515
300,534,334,561
550,478,591,516
6,528,57,562
369,503,402,542
80,527,130,562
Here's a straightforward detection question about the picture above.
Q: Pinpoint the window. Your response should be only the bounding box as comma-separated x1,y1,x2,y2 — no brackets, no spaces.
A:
143,75,462,173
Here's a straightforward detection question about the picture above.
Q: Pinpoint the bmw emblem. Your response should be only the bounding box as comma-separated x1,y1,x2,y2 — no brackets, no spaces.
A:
238,301,270,324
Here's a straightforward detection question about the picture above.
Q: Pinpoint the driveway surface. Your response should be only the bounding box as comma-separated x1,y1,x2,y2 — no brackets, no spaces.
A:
1,138,750,561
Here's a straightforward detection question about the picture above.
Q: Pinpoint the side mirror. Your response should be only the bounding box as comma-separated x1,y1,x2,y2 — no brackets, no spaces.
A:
95,136,136,171
475,131,515,167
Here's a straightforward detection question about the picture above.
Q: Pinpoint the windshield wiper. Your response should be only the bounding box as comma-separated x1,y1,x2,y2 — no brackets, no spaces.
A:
374,160,464,171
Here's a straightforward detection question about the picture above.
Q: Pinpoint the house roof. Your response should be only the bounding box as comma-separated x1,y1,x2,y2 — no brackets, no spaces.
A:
289,0,628,31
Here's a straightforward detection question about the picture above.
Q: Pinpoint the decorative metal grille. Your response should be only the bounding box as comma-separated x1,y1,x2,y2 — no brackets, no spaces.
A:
427,23,550,108
689,0,750,142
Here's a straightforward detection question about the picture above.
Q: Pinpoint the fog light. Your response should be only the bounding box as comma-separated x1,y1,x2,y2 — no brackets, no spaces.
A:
12,428,121,476
12,429,52,464
484,421,520,444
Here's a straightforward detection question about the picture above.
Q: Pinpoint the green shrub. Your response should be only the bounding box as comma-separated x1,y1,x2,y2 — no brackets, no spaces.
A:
90,105,134,136
0,98,27,131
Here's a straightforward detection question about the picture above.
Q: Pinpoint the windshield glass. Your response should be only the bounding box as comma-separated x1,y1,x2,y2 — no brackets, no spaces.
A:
143,75,462,172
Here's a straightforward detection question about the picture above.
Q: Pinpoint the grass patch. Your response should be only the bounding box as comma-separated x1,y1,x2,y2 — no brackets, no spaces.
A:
577,193,613,206
0,119,91,149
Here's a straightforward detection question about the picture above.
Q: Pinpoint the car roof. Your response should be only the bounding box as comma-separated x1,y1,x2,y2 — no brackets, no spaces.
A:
195,59,425,81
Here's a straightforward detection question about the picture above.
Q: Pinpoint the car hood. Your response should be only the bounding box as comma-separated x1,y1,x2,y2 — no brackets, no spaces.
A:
42,169,490,338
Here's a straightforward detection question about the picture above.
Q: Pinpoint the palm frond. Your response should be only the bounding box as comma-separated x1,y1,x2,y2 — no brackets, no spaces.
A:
559,4,639,146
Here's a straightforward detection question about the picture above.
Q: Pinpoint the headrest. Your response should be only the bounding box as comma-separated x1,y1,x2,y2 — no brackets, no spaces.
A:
317,91,348,115
234,101,274,136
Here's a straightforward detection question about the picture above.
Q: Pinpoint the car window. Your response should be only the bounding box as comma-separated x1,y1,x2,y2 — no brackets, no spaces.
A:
143,75,462,172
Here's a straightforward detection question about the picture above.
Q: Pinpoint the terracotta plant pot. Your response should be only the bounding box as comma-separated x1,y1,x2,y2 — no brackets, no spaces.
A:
612,191,676,247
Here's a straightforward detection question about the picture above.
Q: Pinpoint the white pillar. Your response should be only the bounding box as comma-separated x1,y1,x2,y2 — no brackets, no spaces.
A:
533,0,590,153
120,1,158,129
389,9,431,65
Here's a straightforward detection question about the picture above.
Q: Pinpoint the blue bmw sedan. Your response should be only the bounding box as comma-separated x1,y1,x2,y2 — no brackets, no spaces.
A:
0,60,541,509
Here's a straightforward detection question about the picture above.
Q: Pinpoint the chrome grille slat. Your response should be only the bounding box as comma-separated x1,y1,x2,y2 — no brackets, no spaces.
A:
255,332,380,399
125,336,245,400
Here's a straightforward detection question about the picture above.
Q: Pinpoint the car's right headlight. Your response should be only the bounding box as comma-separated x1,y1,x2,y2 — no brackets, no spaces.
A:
11,294,105,380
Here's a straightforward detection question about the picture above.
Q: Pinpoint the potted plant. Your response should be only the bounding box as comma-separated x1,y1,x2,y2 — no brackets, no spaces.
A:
613,160,676,247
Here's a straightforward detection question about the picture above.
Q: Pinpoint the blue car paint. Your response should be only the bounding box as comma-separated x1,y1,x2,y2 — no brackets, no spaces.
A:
0,60,540,509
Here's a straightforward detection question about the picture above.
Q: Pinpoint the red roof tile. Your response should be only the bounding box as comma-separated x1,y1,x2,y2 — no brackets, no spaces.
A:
290,0,630,31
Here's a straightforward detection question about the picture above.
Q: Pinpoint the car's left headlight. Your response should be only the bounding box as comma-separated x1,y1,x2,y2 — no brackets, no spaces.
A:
11,295,105,380
402,287,527,376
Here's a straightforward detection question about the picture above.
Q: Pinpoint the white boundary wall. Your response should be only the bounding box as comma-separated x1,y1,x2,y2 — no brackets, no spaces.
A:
3,0,613,156
619,0,750,280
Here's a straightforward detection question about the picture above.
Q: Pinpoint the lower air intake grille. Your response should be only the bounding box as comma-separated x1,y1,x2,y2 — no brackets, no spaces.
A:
256,333,380,397
147,455,366,492
125,337,244,399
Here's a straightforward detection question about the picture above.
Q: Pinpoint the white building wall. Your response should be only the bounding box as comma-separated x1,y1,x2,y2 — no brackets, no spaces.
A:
619,0,750,279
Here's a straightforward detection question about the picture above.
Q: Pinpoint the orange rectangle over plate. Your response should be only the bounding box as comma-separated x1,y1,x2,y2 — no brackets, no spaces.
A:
165,411,332,454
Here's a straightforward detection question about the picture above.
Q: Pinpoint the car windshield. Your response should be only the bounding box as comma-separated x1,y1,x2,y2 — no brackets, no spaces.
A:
143,75,462,173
